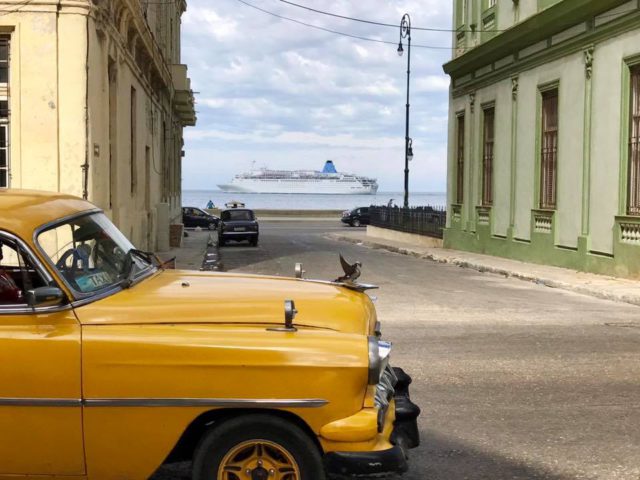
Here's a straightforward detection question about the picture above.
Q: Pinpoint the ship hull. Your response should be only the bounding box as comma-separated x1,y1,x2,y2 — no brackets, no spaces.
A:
217,179,378,195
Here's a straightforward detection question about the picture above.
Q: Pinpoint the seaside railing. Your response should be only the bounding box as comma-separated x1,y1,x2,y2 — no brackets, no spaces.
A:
369,205,447,239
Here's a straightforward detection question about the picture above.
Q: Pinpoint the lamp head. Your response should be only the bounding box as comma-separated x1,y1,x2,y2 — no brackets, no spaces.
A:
397,42,404,56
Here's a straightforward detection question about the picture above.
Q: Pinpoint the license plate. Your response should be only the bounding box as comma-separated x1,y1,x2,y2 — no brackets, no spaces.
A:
235,227,246,232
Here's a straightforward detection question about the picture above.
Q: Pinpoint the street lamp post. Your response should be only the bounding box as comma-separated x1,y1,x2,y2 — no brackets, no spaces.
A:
397,13,412,208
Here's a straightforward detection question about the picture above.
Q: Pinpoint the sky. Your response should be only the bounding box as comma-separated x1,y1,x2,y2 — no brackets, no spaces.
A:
181,0,453,192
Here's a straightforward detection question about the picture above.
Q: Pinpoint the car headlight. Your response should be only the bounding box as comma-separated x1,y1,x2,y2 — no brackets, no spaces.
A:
368,336,392,385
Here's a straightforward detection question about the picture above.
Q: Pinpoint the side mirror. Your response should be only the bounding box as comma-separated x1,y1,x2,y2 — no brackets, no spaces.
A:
26,287,66,308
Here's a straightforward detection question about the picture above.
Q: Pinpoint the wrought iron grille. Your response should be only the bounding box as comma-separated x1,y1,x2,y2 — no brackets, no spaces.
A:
456,115,465,204
629,67,640,215
482,107,495,206
540,90,558,209
369,205,447,239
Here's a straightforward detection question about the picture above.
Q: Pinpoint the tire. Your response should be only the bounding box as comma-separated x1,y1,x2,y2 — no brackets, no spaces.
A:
250,237,259,247
218,237,225,247
193,414,326,480
352,219,361,227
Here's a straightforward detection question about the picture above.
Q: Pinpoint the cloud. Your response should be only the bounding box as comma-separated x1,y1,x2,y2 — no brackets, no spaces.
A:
181,0,452,192
186,129,403,149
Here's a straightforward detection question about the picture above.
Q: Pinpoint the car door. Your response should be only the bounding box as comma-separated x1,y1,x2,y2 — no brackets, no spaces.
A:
0,232,84,476
194,209,209,228
361,207,370,224
182,208,194,228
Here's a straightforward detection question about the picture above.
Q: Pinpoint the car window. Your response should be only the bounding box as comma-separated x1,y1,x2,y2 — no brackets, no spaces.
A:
37,213,154,296
361,208,369,213
194,209,206,217
222,210,254,221
0,237,47,307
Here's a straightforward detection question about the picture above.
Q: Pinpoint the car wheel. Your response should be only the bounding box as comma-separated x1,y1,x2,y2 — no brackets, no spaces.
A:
250,237,259,247
192,414,326,480
352,219,361,227
218,238,225,247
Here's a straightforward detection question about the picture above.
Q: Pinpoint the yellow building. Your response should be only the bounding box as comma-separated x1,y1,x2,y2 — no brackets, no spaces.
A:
0,0,196,251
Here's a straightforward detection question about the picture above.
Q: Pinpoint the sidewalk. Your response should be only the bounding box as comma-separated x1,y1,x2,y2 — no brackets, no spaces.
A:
161,229,220,271
328,229,640,308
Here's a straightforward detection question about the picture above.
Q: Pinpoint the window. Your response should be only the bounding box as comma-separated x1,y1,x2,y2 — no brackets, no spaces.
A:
37,213,155,296
0,120,8,189
628,67,640,215
0,36,9,189
456,0,468,27
221,210,254,222
482,107,495,206
540,89,558,209
456,114,465,204
0,37,8,84
0,237,47,307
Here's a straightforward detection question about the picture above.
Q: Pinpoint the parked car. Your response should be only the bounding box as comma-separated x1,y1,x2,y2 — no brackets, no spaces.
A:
218,208,259,247
0,189,420,480
182,206,219,230
341,207,370,227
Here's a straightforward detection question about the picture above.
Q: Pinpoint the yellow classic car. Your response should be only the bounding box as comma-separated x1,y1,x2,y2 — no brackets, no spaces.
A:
0,190,420,480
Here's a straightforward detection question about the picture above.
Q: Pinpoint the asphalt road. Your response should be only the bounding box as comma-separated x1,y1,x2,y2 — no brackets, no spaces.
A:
153,221,640,480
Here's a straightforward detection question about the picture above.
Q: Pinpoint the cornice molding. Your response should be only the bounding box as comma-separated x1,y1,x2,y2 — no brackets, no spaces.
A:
449,10,640,98
444,0,631,79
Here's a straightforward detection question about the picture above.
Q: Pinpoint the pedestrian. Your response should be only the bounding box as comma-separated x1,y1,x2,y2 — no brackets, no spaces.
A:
206,200,214,209
387,198,395,208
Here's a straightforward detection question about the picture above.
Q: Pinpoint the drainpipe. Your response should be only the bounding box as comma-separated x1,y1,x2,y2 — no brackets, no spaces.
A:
82,1,91,200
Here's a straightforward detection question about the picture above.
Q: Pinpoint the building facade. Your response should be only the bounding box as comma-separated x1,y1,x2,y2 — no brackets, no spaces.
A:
0,0,196,251
443,0,640,278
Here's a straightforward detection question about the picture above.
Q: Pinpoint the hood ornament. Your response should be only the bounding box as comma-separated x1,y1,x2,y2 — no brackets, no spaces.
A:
333,254,378,292
335,254,361,283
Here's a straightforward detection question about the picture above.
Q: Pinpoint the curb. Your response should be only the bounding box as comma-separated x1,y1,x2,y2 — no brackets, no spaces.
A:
200,233,223,271
328,233,640,308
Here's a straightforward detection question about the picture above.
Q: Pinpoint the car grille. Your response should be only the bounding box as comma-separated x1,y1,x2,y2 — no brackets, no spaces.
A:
374,364,398,432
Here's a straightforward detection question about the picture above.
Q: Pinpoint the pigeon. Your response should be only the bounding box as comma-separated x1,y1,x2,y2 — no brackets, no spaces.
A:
335,254,362,283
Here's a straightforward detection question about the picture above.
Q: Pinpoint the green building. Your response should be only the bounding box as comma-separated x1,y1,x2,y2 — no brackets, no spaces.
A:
443,0,640,278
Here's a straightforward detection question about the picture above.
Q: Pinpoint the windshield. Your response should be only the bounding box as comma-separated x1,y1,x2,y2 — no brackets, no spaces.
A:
222,210,254,221
37,213,155,295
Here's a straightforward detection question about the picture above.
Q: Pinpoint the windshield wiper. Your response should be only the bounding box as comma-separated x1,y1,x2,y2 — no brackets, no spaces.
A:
119,249,156,288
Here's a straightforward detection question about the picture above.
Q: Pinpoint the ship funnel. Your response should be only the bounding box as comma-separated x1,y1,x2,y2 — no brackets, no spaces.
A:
322,160,337,174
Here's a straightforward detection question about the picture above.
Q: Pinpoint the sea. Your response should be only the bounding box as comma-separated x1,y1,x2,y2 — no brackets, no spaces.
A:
183,190,447,211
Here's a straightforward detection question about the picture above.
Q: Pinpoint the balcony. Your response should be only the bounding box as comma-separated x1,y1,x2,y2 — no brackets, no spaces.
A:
171,64,196,127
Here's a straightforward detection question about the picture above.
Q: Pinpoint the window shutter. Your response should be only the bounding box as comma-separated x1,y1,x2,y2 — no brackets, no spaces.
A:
456,115,465,204
629,67,640,215
482,107,495,206
540,90,559,209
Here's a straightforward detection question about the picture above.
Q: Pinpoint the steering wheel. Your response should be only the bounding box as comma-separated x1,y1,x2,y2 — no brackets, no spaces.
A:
56,247,90,276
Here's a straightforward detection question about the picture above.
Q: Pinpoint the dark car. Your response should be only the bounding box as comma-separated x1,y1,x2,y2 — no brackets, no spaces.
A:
341,207,370,227
218,208,259,247
182,207,219,230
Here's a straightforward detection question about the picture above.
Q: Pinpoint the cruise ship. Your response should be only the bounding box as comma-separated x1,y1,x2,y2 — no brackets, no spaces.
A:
217,161,378,195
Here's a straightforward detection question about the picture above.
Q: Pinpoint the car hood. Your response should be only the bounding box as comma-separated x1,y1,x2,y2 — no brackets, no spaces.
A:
74,270,376,335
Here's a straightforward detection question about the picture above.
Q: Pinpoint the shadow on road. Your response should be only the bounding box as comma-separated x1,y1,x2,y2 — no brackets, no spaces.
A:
405,430,577,480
